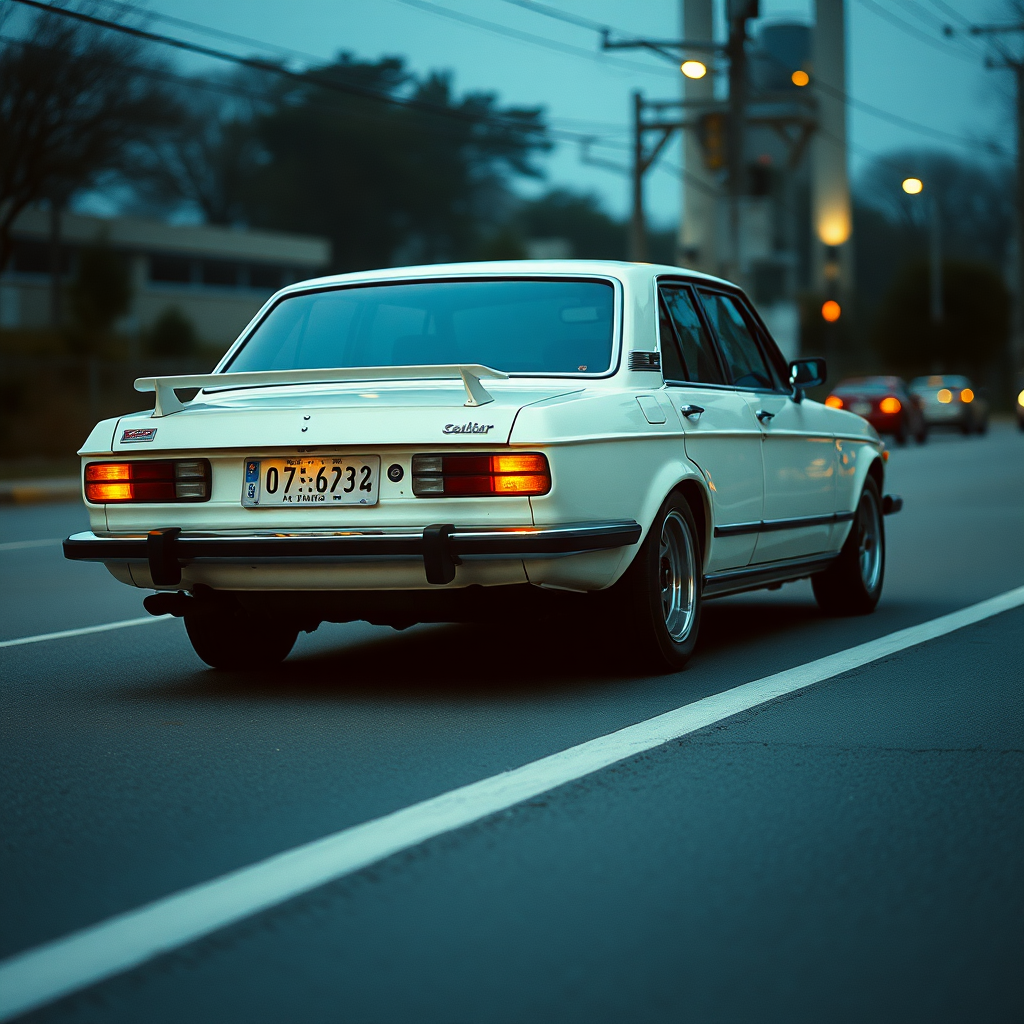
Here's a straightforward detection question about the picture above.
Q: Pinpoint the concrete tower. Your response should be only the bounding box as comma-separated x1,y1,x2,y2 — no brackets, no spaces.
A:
810,0,853,302
678,0,718,274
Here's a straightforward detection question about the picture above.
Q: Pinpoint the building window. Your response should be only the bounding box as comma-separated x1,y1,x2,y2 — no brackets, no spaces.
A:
10,239,72,275
202,259,240,287
149,255,193,284
249,264,285,290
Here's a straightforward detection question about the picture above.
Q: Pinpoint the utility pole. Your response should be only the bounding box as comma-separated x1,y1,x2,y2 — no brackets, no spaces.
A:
929,193,943,325
631,92,647,262
725,1,753,280
604,2,762,268
946,19,1024,370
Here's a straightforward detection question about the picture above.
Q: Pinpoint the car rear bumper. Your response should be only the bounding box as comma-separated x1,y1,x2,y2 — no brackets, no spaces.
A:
63,521,642,587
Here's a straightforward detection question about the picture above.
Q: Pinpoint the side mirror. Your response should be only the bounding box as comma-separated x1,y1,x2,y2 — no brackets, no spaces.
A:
789,357,827,389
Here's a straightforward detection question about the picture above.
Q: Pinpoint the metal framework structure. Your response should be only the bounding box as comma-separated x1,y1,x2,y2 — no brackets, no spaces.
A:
603,6,818,268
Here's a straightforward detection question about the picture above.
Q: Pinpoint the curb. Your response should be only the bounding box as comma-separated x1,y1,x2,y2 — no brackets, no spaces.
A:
0,478,80,505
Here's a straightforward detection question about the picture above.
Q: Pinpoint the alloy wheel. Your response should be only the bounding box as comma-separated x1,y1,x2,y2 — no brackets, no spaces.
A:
857,490,883,593
659,510,697,642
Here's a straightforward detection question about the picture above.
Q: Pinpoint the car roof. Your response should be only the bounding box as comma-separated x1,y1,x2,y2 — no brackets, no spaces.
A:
275,259,736,296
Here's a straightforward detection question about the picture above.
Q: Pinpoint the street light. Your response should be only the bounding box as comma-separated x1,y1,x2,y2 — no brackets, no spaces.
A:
791,70,810,87
680,60,707,79
901,177,942,323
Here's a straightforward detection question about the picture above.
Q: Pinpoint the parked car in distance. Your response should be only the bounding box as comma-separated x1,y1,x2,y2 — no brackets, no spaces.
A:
908,375,989,435
825,376,927,445
63,260,902,673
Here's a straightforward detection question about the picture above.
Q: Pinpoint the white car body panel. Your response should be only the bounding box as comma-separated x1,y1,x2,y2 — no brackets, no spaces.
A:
67,260,885,608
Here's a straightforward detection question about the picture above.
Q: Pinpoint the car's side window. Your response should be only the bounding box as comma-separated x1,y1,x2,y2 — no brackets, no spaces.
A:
658,295,687,382
660,285,726,385
698,290,775,390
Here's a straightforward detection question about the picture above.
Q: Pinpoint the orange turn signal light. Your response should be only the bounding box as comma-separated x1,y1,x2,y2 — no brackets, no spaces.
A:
879,396,902,415
84,460,211,503
960,387,974,403
411,453,551,497
825,395,844,409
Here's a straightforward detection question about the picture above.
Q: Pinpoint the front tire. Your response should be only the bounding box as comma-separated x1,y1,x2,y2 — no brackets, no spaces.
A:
812,477,885,616
616,493,703,672
184,612,297,670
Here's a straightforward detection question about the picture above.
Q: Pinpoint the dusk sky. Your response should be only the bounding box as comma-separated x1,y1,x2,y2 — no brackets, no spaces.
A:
116,0,1017,227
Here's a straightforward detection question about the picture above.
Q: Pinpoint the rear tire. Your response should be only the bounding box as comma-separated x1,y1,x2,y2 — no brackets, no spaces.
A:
615,492,703,672
184,612,297,670
812,477,885,616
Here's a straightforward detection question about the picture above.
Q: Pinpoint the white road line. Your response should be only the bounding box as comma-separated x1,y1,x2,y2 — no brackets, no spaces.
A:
0,616,172,650
0,538,61,552
1,584,1023,1022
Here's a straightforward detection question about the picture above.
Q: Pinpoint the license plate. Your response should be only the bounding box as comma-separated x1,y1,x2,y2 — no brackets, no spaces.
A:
852,402,871,416
243,456,380,507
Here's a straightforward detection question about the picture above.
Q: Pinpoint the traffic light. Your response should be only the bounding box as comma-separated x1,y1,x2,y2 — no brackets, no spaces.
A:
696,112,728,171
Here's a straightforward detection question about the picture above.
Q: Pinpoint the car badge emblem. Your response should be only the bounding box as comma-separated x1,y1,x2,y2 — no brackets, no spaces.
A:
443,421,495,434
121,427,157,443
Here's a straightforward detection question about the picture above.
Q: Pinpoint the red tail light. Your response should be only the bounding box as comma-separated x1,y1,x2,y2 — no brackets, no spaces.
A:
412,453,550,497
85,460,211,503
879,396,902,414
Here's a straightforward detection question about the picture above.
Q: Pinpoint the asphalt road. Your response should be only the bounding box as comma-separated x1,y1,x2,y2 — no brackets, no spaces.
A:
1,423,1022,1022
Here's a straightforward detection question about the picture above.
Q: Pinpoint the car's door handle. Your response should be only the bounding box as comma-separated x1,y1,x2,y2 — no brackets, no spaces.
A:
679,404,704,419
755,408,775,423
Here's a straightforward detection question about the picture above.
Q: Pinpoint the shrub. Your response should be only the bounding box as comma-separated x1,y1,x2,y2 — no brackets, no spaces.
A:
148,306,197,356
872,259,1010,374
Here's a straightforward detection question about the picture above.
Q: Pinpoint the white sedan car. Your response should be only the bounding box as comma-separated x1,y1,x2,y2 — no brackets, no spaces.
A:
64,261,901,671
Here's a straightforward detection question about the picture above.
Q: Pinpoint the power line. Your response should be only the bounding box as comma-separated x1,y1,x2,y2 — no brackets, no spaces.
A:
91,0,328,69
923,0,972,30
389,0,674,77
89,0,631,138
888,0,990,58
493,0,612,36
4,0,566,141
852,0,980,63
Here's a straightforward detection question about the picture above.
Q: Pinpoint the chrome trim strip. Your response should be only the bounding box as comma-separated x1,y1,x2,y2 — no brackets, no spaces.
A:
703,553,838,599
714,510,855,538
63,520,642,566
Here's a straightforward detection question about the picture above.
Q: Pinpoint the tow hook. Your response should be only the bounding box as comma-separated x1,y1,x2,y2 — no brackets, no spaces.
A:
143,592,193,617
882,494,903,516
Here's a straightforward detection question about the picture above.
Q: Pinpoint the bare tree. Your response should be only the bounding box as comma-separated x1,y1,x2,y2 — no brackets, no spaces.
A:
0,3,179,290
124,70,272,225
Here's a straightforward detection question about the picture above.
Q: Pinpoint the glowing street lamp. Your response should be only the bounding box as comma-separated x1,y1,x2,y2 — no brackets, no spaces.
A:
680,60,707,79
791,70,810,87
901,177,942,323
821,299,841,323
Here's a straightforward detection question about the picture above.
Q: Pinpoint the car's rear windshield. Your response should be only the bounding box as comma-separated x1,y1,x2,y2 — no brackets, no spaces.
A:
225,278,616,375
909,375,969,390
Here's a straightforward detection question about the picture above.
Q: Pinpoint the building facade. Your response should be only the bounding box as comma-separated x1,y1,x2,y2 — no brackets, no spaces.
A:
0,209,331,348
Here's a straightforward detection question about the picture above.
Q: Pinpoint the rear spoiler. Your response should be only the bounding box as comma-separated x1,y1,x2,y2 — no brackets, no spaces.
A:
134,364,510,417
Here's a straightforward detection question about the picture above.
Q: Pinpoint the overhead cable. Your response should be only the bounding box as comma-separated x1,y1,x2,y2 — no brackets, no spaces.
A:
5,0,560,139
390,0,674,77
852,0,980,63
